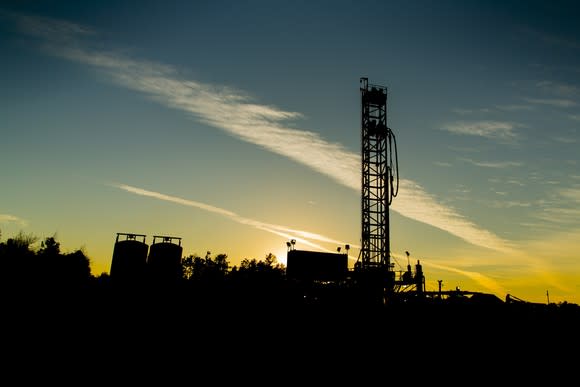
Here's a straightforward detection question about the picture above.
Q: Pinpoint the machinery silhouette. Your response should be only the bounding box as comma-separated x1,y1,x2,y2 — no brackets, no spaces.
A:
108,78,424,304
107,78,536,307
286,78,424,305
110,232,183,284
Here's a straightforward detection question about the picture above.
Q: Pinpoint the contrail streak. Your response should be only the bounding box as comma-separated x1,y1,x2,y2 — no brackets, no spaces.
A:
113,183,355,251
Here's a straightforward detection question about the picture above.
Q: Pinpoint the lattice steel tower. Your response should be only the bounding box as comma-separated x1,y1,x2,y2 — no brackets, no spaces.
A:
359,77,399,275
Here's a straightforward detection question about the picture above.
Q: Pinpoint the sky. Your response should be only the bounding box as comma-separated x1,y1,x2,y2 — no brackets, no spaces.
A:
1,0,579,304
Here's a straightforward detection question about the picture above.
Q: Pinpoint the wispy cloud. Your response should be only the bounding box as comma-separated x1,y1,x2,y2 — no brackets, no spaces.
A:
433,161,452,167
448,145,481,154
453,104,535,114
392,181,514,253
0,214,27,226
8,12,95,40
568,114,580,121
488,200,531,209
558,188,580,202
112,183,357,253
451,108,491,115
451,185,471,194
495,104,534,112
554,136,577,144
451,108,474,115
524,97,577,108
534,188,580,227
115,182,520,288
442,121,519,142
461,158,523,168
535,207,580,226
535,81,579,97
520,27,580,51
115,183,237,218
13,13,514,253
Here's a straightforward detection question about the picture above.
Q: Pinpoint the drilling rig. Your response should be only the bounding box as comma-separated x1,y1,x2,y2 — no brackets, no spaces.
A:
355,78,423,303
286,78,424,304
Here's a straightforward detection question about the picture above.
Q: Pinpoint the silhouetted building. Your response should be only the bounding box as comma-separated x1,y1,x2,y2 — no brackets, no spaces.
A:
287,250,348,281
110,233,148,283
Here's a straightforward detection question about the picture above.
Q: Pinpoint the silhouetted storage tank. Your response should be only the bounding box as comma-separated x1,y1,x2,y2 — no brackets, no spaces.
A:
147,235,183,282
287,250,348,281
110,233,148,282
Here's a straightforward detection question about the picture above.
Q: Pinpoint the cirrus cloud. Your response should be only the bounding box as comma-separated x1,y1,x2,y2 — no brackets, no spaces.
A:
442,121,520,142
12,13,514,253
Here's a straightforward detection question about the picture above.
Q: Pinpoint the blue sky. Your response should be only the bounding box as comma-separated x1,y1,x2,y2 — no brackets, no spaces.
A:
1,1,579,303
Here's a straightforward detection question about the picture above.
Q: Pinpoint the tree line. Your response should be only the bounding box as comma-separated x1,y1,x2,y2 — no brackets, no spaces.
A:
0,230,286,291
2,230,579,319
0,231,91,290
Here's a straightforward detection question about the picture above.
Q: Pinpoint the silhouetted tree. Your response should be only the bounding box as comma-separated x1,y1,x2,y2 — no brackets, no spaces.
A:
214,253,229,273
60,249,91,286
182,254,204,280
0,232,91,291
0,230,38,252
264,252,276,266
0,231,38,286
239,258,257,271
234,253,285,284
182,253,229,282
32,235,90,287
38,235,60,257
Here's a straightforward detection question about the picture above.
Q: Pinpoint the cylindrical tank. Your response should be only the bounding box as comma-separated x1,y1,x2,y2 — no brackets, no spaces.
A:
110,233,148,282
147,236,183,282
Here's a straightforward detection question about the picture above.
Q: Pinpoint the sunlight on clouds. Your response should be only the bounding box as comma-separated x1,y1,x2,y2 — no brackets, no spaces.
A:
115,183,237,217
252,227,332,253
559,188,580,202
16,13,513,253
511,230,580,297
115,182,521,291
421,261,508,296
112,183,354,252
393,180,515,253
235,217,360,249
